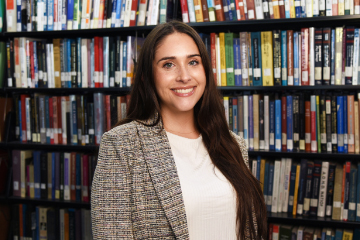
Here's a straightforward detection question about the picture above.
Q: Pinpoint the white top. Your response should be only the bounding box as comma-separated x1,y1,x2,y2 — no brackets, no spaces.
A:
166,131,238,240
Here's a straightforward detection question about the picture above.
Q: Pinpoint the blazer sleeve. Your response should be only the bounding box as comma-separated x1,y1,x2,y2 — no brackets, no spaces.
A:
91,131,134,239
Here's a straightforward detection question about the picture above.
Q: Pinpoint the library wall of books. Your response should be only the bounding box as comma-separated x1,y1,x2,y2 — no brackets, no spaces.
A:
1,0,360,237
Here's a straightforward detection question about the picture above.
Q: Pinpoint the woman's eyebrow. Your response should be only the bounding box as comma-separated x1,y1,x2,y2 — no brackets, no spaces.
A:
157,54,201,64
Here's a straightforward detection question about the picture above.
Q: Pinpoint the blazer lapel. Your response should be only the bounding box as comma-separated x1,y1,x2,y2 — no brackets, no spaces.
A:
136,121,189,240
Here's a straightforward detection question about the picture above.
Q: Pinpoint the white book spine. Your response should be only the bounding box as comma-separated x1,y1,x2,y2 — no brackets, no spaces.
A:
254,0,264,19
278,158,286,212
317,161,329,217
20,38,27,88
126,38,132,87
319,0,325,12
306,0,313,17
137,0,148,26
296,228,304,240
243,95,249,148
123,0,132,27
252,160,257,177
92,0,101,28
103,37,109,88
272,160,281,213
25,98,31,141
151,0,160,25
81,39,88,88
224,97,229,125
50,44,55,88
282,158,292,212
57,0,62,30
309,27,315,86
61,98,67,144
326,0,332,14
146,0,154,25
313,0,319,15
81,0,88,28
216,36,221,86
264,95,270,151
186,0,196,22
353,29,359,85
64,153,71,200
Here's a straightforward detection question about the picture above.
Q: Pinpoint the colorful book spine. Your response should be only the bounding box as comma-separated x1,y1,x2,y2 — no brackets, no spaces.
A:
294,32,299,85
281,31,287,86
337,96,344,153
251,32,262,86
275,99,282,151
286,95,293,151
233,37,242,86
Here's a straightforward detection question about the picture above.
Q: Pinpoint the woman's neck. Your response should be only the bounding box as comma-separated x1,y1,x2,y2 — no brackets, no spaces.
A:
161,109,200,139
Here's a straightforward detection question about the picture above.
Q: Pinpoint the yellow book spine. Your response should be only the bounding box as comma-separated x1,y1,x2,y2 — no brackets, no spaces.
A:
290,0,295,17
220,33,227,86
335,27,343,85
339,0,345,15
292,164,301,216
273,0,280,18
342,229,353,240
260,159,266,192
261,31,274,86
193,0,204,22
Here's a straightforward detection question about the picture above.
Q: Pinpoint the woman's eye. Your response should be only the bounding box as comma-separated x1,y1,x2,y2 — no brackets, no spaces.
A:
163,63,173,68
189,60,199,66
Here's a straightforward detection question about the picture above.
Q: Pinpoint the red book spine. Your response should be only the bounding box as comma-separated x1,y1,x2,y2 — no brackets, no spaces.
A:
21,94,28,142
180,0,190,23
129,0,139,26
105,95,111,131
214,0,225,21
82,154,89,202
301,28,309,86
53,96,58,144
30,42,35,87
210,33,217,84
57,97,63,144
279,0,285,18
281,95,287,151
71,152,76,201
238,0,246,19
99,37,104,88
305,100,311,152
94,37,100,88
49,97,54,144
268,223,273,240
343,161,351,221
245,0,256,19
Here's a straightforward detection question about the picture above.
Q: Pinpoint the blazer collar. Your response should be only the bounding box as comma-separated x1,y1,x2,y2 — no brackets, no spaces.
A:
135,118,189,239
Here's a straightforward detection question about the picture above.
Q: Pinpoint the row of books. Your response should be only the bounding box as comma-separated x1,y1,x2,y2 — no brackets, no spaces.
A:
12,150,98,202
5,36,144,89
211,27,360,87
252,157,360,222
14,93,130,146
12,204,92,240
268,224,358,240
223,92,360,153
5,0,177,32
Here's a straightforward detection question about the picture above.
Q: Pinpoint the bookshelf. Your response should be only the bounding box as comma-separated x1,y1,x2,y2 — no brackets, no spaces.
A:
2,11,360,240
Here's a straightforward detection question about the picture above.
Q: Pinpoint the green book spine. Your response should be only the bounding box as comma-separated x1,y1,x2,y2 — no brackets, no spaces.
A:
225,32,235,86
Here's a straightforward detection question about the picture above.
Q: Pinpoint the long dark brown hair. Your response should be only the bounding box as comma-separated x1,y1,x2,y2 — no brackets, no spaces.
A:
118,20,267,240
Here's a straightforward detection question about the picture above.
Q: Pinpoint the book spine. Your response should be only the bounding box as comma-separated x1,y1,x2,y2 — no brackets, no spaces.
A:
326,96,332,152
310,95,317,152
270,99,275,150
299,93,305,151
293,32,299,85
281,95,287,151
264,95,270,150
225,33,235,86
303,161,314,216
293,95,300,151
353,29,359,85
323,28,331,85
261,31,273,86
286,95,293,151
251,32,262,86
233,38,242,86
297,159,307,215
301,28,309,85
243,95,249,147
317,161,329,217
343,161,351,221
335,27,343,85
337,96,344,152
320,95,327,151
345,27,354,85
348,166,357,221
259,99,265,150
281,31,287,86
348,95,355,153
310,160,321,216
287,30,293,85
249,95,254,150
275,99,282,151
315,28,323,85
273,30,282,86
240,32,249,86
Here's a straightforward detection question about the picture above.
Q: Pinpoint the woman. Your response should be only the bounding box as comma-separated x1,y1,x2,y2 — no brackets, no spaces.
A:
91,20,267,239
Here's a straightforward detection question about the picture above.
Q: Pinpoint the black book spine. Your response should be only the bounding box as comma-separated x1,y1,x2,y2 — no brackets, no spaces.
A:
322,28,331,85
273,30,282,86
71,40,78,88
110,95,118,127
109,37,115,87
66,107,71,144
6,41,12,87
262,0,270,19
103,0,109,27
106,0,113,22
310,160,321,216
30,94,36,142
259,99,264,150
326,95,332,152
12,205,20,239
40,152,48,199
303,161,314,216
10,40,16,88
229,97,233,131
69,209,76,240
331,95,338,152
314,28,323,85
326,164,337,217
36,41,43,88
14,95,20,140
115,37,121,88
345,27,355,85
293,94,300,151
299,92,305,151
252,35,261,84
320,95,327,152
83,96,89,145
47,209,56,240
41,41,48,88
88,102,95,145
60,39,65,88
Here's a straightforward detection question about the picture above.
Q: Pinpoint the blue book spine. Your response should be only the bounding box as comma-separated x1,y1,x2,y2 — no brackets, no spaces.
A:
77,38,82,88
267,164,274,211
348,167,357,221
337,96,344,153
269,100,275,150
263,162,269,209
233,38,242,86
66,39,71,88
249,95,254,150
111,0,119,28
335,229,343,240
295,0,301,17
288,164,297,213
61,0,67,29
120,0,126,26
285,3,290,18
301,0,306,17
45,96,50,143
22,204,27,236
357,163,360,221
122,42,127,87
90,39,95,88
51,152,56,199
281,31,287,86
71,98,78,145
36,207,40,239
354,229,360,239
47,0,54,30
343,96,348,153
225,0,234,20
293,32,299,86
16,0,21,31
33,43,39,88
19,100,22,141
233,100,238,133
67,0,74,25
256,156,261,180
76,154,81,201
275,99,282,151
43,0,48,30
222,0,230,20
251,32,262,86
331,29,335,84
286,95,293,151
34,151,41,198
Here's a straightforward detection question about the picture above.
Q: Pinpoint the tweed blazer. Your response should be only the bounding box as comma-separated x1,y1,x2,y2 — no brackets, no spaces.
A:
91,119,251,240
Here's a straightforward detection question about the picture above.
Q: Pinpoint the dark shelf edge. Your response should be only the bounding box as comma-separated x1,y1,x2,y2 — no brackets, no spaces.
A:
4,87,132,94
0,196,90,207
248,150,360,159
6,142,99,151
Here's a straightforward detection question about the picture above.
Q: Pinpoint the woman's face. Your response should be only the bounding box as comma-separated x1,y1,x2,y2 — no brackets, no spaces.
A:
153,32,206,116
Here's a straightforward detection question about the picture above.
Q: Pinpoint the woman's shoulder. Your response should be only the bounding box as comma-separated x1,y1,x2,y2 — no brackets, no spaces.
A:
102,121,139,140
230,131,249,168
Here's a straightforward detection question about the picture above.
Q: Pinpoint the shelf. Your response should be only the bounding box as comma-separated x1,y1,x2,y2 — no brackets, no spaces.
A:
0,142,7,148
249,150,360,160
219,85,360,91
267,212,360,228
4,87,132,94
2,16,360,38
0,196,90,208
7,142,99,152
